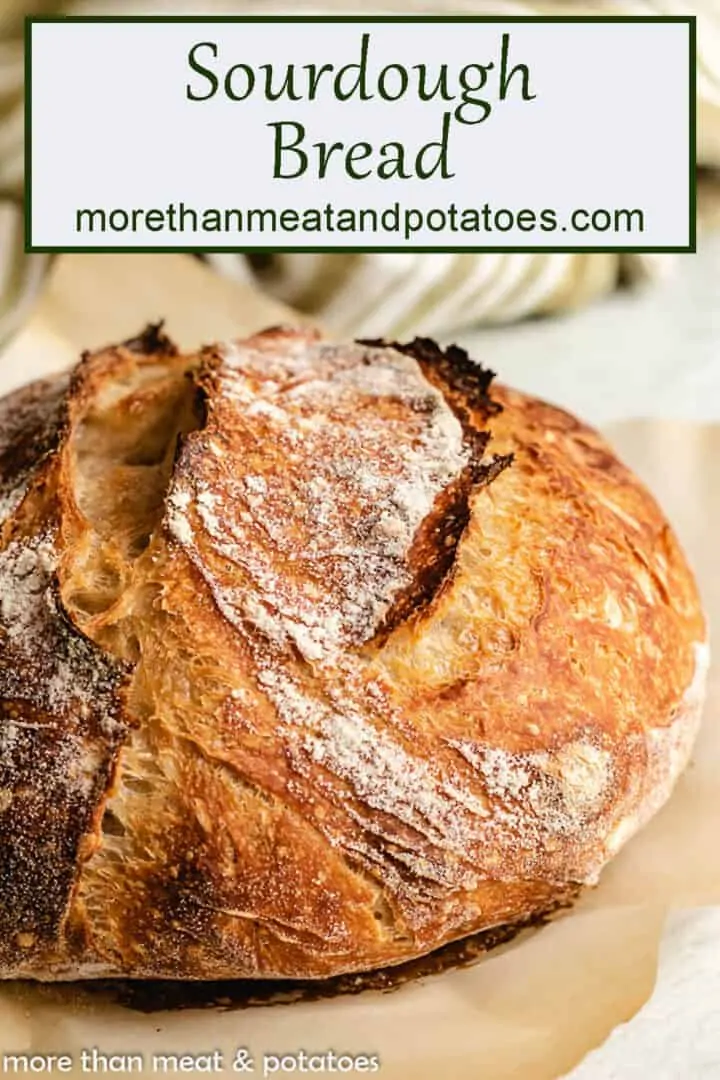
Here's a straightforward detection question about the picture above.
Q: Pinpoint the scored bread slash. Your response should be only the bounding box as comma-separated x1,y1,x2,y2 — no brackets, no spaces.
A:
166,327,511,660
0,324,708,982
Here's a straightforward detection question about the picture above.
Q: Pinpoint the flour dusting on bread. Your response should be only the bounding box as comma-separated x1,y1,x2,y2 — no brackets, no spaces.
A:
255,664,489,850
0,325,708,981
166,331,481,662
449,736,612,869
0,533,121,719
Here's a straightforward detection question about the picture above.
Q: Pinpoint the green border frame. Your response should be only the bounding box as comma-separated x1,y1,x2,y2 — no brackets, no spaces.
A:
24,14,697,255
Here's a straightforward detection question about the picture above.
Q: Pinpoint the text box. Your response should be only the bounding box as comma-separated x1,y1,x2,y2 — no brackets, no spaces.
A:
25,16,695,253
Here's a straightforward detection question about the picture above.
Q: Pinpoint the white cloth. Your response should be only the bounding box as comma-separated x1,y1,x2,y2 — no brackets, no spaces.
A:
566,910,720,1078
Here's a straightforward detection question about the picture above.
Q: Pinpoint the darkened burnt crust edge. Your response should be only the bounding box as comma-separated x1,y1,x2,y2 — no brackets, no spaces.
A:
71,888,579,1012
122,322,179,357
359,335,514,482
0,528,132,974
364,336,513,639
376,450,513,642
0,352,139,975
0,377,72,542
359,336,501,419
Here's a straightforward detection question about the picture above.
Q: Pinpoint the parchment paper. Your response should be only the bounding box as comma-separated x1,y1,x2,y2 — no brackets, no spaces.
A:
0,254,717,1079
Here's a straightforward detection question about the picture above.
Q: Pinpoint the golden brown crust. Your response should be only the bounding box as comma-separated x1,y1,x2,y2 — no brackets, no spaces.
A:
0,379,129,975
0,327,707,981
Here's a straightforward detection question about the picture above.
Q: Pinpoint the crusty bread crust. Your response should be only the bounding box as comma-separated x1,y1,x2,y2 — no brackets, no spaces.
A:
0,327,707,981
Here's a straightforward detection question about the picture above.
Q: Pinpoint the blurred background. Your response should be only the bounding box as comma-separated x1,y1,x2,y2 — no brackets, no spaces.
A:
1,0,719,426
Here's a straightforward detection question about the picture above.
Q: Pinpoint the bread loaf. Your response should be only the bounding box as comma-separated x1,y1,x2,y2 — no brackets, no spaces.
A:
0,326,707,981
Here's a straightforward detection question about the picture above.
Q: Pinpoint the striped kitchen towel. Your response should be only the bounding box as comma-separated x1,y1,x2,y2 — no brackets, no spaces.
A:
1,0,719,343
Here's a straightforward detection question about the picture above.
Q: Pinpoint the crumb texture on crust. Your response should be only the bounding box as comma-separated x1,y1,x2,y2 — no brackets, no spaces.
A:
0,326,708,981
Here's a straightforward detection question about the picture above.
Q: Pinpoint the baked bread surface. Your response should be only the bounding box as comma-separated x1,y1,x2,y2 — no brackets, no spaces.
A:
0,326,707,981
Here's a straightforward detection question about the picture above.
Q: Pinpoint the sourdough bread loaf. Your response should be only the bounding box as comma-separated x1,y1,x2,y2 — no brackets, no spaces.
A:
0,326,708,981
